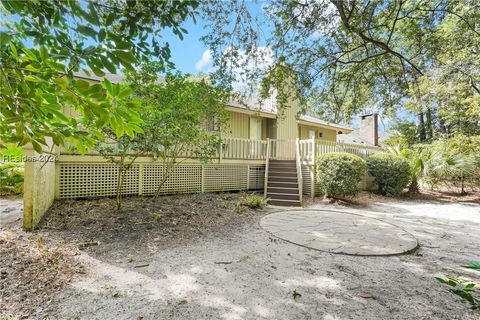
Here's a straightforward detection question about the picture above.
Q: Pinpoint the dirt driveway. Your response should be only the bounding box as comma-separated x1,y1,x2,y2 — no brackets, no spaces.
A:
2,193,480,319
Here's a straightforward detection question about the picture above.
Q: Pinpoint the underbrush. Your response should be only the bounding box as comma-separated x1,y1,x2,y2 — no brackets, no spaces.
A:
235,192,268,213
436,262,480,310
0,162,24,195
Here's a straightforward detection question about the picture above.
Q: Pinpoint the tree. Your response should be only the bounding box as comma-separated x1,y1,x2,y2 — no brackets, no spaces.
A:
201,0,479,128
96,130,146,210
126,66,230,196
0,0,198,151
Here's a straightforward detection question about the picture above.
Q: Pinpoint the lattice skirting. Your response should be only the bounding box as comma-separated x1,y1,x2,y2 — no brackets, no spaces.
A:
58,163,265,199
302,164,320,197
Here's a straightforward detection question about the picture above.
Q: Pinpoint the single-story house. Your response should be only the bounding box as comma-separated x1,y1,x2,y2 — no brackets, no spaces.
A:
22,72,381,230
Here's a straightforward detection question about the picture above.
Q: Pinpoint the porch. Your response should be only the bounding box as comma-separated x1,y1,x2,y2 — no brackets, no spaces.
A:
54,137,382,201
23,137,382,229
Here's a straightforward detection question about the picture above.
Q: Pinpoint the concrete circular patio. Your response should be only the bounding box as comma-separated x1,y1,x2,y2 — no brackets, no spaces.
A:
260,209,418,256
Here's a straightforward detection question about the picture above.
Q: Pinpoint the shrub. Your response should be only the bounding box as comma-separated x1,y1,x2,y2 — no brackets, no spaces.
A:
0,162,24,195
315,152,367,198
367,153,411,196
236,192,267,213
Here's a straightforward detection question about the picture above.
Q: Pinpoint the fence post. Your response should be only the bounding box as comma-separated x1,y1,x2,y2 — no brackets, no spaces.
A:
310,163,316,199
264,138,271,197
219,142,223,163
201,164,205,193
311,137,315,163
246,164,250,190
138,163,144,196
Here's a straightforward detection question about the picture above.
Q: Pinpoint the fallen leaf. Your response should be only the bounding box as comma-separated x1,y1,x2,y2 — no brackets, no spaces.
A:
359,292,375,299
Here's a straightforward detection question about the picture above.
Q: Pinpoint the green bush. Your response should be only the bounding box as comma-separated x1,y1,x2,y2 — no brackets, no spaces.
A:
315,152,367,198
0,162,24,195
236,192,267,213
0,144,24,163
367,153,411,196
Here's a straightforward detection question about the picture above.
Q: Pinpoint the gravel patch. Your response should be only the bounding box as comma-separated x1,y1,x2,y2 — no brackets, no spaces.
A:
2,192,479,319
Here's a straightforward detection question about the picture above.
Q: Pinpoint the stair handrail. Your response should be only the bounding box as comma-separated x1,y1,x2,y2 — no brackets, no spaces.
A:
295,138,303,204
264,138,271,197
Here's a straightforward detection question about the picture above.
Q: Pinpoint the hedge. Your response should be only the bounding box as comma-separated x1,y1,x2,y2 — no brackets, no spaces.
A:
315,152,367,198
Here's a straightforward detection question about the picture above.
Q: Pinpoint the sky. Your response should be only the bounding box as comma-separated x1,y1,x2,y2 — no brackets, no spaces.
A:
1,0,409,131
162,18,211,75
162,1,268,75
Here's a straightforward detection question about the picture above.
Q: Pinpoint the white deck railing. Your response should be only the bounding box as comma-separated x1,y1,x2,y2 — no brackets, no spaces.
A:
299,139,383,163
63,137,381,162
221,137,382,162
221,137,268,159
268,139,297,160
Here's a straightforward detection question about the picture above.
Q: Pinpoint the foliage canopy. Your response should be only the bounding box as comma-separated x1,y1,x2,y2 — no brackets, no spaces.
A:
0,0,198,151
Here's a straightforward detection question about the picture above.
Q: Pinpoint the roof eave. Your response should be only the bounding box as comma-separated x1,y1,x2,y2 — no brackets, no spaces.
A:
297,119,353,133
226,105,277,119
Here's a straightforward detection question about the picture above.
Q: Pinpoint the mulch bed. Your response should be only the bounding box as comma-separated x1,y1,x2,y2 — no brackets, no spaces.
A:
35,192,266,265
0,229,84,319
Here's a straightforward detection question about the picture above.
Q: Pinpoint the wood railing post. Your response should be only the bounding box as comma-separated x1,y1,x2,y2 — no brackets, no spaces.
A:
264,138,271,197
311,137,315,164
295,138,303,204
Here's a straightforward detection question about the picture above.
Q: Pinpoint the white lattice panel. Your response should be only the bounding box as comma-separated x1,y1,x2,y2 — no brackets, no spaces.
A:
142,164,202,195
204,165,248,192
59,164,139,199
302,165,312,196
59,162,264,199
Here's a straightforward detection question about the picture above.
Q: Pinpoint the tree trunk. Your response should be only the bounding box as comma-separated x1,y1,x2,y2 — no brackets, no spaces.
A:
418,112,426,142
425,108,433,141
116,155,126,210
408,176,420,194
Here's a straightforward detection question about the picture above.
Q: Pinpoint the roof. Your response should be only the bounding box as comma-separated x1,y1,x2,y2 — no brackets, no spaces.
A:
337,129,375,146
74,71,352,132
297,115,352,133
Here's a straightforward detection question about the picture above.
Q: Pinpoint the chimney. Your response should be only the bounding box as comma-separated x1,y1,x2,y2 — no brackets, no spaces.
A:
358,114,378,146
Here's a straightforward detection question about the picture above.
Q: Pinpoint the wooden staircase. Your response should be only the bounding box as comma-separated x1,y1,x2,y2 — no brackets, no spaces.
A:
266,160,301,206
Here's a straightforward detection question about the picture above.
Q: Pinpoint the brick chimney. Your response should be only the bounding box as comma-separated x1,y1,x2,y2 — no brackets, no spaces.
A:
358,114,379,146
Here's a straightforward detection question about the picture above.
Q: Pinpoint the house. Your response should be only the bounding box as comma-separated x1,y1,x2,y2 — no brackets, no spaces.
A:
72,71,352,144
22,71,381,230
337,113,379,146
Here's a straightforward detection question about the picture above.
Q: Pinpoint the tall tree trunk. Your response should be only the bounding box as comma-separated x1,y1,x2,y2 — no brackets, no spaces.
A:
425,108,433,141
418,112,426,142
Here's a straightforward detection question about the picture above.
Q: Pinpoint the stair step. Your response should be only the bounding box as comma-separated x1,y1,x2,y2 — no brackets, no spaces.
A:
268,165,297,172
268,199,301,207
270,160,296,163
268,171,297,177
269,176,298,182
268,187,299,195
267,193,300,201
268,182,299,188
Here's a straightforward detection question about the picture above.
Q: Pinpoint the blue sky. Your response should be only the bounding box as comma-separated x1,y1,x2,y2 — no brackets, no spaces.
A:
162,18,210,74
163,1,268,75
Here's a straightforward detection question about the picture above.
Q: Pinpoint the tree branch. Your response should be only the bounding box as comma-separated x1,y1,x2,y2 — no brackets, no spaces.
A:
331,0,423,75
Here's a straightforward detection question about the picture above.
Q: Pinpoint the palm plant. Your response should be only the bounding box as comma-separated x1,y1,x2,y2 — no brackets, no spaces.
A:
385,143,424,194
423,150,477,194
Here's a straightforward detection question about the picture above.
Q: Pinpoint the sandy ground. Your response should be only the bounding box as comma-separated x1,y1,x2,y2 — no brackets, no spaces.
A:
1,194,480,319
0,196,22,227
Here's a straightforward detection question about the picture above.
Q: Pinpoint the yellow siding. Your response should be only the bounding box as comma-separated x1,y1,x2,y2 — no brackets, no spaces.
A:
275,101,299,140
299,125,337,142
226,111,250,138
